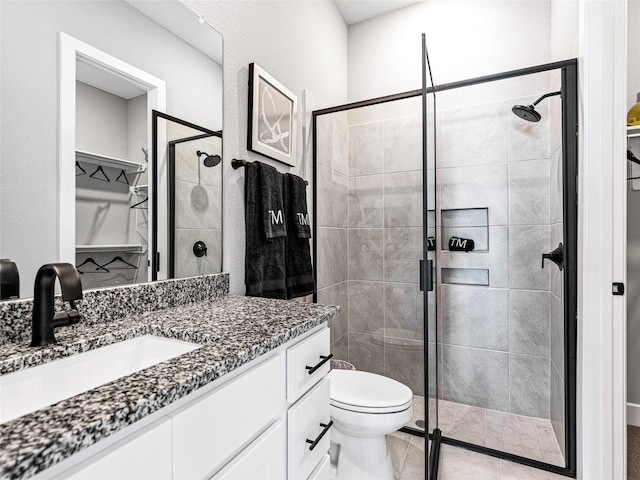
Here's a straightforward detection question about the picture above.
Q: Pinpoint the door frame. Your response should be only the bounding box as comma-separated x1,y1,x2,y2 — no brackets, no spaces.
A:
58,32,166,279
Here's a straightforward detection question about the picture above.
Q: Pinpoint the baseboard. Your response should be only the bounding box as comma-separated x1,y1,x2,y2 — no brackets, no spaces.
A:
628,402,640,427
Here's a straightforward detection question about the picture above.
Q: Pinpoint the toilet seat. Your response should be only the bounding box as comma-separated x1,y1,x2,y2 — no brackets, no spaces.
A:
329,370,413,414
331,397,413,414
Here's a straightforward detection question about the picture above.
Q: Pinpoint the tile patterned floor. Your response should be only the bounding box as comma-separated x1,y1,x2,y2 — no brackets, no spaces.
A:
389,431,569,480
403,396,565,468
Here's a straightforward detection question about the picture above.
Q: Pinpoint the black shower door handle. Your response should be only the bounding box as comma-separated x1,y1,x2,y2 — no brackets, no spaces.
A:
420,259,434,292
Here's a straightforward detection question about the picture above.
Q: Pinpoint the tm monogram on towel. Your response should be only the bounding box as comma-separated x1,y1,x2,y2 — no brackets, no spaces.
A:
269,210,284,225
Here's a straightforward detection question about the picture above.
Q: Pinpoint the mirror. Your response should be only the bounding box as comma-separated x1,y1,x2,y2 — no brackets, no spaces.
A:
152,112,223,280
0,0,223,299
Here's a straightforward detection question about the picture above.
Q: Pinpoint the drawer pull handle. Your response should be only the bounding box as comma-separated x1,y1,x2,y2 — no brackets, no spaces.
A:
305,354,333,375
305,421,333,451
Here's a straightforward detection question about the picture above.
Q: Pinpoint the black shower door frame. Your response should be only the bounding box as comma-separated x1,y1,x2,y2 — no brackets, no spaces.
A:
311,58,578,479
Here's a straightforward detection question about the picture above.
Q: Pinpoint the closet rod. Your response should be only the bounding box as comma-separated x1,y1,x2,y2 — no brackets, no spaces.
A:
231,158,308,185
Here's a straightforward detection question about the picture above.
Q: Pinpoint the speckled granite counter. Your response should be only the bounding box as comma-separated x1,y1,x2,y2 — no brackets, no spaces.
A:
0,295,339,480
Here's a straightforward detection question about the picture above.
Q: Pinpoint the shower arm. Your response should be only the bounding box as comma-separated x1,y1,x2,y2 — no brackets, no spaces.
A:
532,91,561,106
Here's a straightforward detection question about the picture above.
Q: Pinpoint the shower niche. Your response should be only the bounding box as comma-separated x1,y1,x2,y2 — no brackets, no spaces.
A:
441,208,489,251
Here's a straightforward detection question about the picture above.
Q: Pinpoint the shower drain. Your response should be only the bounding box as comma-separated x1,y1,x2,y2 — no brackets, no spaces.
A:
415,419,425,429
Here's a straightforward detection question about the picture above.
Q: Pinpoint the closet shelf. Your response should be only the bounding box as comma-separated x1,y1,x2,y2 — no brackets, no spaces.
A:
76,244,147,254
76,150,147,174
628,125,640,139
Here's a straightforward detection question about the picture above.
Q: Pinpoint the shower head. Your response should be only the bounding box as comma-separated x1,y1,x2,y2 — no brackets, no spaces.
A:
511,91,561,122
197,150,221,167
511,104,541,122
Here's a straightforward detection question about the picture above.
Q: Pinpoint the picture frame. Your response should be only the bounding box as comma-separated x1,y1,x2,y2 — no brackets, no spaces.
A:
248,63,298,167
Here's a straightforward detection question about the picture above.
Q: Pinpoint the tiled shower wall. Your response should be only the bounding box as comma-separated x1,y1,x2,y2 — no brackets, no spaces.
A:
316,112,350,361
437,97,554,421
168,125,222,279
317,105,425,396
549,92,566,457
316,94,563,427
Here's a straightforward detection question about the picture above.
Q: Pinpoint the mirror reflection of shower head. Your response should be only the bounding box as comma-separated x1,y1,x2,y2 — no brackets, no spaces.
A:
511,91,561,122
196,150,221,167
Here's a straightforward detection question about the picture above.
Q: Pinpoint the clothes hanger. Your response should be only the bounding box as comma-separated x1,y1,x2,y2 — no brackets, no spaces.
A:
76,257,110,273
131,197,148,209
102,256,137,270
89,165,110,182
76,161,86,177
116,170,129,185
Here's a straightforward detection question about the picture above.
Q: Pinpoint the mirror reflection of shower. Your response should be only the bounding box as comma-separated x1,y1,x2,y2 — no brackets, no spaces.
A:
512,90,561,122
197,150,221,168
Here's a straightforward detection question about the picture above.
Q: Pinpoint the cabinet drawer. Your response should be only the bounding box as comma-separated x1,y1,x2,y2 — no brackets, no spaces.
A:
307,455,330,480
211,421,285,480
171,354,283,480
287,328,330,402
288,378,331,480
56,417,172,480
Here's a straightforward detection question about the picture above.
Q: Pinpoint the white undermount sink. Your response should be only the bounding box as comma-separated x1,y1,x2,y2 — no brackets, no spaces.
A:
0,335,201,425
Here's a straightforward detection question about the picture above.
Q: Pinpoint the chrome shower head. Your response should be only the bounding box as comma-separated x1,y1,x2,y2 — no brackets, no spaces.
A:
196,150,221,167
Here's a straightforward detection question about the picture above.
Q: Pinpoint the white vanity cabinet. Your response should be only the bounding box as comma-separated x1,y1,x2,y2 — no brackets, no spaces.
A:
286,328,332,480
170,354,284,479
57,417,172,480
43,325,331,480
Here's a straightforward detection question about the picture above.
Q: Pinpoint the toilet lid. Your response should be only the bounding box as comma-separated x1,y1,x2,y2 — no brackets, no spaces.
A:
329,370,413,412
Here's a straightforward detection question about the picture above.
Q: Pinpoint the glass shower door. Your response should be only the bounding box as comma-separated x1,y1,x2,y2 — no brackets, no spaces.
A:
422,34,440,479
421,58,578,477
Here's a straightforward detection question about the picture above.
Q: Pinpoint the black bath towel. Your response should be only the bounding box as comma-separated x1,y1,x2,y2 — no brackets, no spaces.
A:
284,173,315,299
259,162,287,239
244,161,287,299
288,174,311,239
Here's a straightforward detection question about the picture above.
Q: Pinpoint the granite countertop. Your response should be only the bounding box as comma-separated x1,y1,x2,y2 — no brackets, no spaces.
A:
0,295,339,480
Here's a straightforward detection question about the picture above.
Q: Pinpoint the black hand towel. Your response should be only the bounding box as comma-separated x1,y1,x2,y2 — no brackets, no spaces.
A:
284,173,315,299
244,161,287,299
288,174,311,239
259,162,287,239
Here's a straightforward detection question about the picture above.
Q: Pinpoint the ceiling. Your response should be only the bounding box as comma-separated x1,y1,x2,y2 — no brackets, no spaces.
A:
334,0,423,25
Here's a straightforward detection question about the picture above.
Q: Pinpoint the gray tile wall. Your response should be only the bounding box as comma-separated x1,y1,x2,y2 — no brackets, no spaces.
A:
438,97,556,421
316,95,565,429
316,113,349,361
342,111,425,396
172,131,222,279
548,92,566,457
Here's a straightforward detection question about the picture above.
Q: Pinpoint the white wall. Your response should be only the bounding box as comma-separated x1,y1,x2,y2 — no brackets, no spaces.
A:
0,0,222,297
347,0,558,103
76,82,129,159
183,0,349,294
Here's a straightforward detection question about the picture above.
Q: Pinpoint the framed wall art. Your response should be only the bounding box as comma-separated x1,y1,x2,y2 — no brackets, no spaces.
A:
248,63,297,167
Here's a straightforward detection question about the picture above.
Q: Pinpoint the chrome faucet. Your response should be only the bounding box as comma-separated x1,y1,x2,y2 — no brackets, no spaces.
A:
31,263,83,347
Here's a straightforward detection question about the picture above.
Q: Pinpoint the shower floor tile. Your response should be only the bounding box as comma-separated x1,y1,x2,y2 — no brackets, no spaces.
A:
403,396,565,468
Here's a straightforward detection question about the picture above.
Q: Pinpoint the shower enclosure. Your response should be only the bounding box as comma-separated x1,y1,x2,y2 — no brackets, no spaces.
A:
313,45,577,478
152,111,223,281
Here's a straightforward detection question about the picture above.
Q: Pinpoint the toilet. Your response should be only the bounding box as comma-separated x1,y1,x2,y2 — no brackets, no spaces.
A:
328,369,414,480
